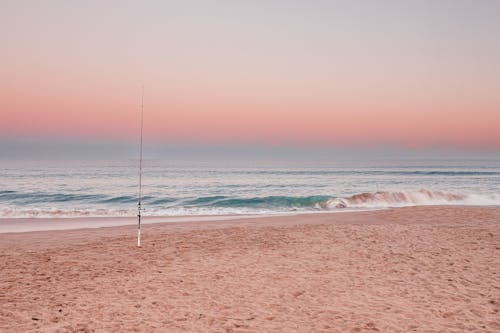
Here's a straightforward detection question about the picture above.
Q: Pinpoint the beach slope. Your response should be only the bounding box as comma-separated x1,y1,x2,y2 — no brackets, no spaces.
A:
0,206,499,332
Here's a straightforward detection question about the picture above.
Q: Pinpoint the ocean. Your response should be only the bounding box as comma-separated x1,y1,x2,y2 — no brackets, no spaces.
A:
1,159,499,218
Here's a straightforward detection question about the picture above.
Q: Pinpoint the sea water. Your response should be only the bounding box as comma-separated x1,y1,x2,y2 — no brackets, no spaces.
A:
1,159,499,218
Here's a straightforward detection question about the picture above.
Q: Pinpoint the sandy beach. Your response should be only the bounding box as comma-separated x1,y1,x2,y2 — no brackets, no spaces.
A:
0,206,499,332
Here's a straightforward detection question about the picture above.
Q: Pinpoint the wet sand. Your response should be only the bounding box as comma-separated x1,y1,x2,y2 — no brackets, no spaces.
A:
0,206,499,332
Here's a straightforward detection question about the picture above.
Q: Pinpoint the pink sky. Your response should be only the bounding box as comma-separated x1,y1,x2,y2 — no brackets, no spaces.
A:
2,1,500,148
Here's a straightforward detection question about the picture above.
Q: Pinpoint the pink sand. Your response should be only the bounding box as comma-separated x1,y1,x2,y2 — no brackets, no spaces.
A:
0,206,499,332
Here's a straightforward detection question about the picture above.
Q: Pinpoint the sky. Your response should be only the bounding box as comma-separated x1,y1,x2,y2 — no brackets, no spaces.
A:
2,0,500,158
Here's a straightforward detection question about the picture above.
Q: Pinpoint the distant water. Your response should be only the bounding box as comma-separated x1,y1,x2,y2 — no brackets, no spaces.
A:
1,159,499,218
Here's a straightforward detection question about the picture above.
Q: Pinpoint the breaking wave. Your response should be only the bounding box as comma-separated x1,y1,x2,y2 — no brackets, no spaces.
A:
319,189,499,209
1,189,498,218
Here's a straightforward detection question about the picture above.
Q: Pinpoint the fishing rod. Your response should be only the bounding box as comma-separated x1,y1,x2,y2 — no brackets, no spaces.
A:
137,86,144,247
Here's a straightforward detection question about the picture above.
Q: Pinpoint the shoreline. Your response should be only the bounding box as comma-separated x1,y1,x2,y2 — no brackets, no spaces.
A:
0,208,383,234
0,204,495,234
0,214,268,234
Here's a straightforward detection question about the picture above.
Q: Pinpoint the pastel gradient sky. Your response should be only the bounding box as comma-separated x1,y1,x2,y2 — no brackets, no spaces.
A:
2,0,500,149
